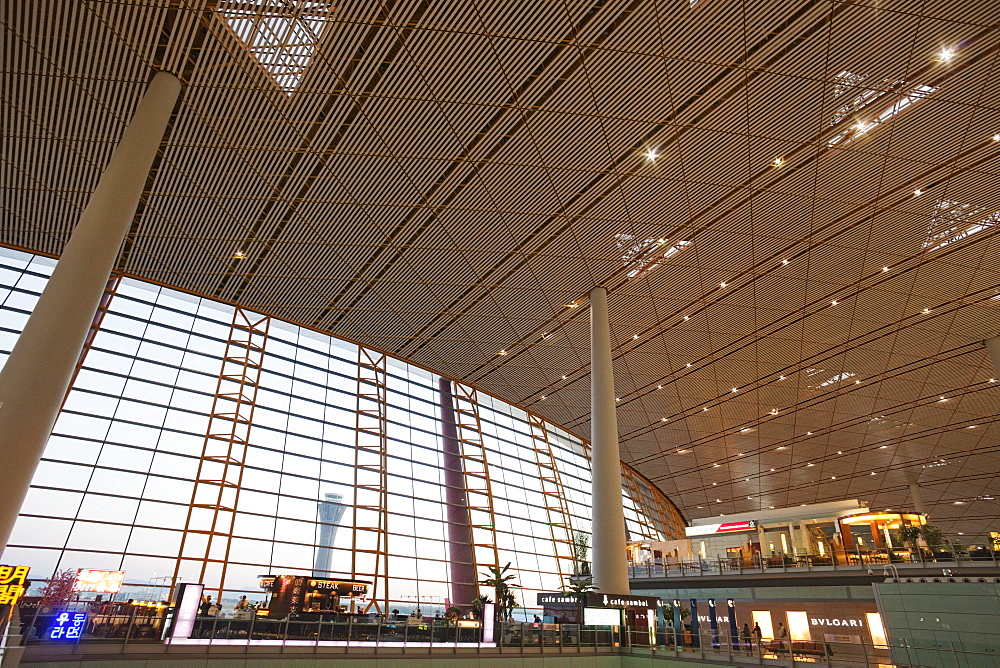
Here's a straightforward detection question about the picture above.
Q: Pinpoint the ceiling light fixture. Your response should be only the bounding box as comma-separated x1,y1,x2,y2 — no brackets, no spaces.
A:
831,300,838,306
937,47,956,62
683,315,690,320
498,349,507,355
233,250,246,259
540,395,546,400
882,266,889,272
562,375,567,380
645,148,658,161
773,157,785,167
732,388,739,392
720,282,727,288
687,363,693,367
657,384,663,389
922,308,930,313
993,134,1000,142
782,259,789,265
914,189,923,196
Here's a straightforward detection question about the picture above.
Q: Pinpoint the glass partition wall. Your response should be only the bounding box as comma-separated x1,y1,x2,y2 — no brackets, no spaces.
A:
0,246,685,615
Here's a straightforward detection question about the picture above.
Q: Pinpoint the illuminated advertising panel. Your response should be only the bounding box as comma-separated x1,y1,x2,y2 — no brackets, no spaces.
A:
72,569,125,593
584,607,622,626
168,583,204,639
686,520,757,537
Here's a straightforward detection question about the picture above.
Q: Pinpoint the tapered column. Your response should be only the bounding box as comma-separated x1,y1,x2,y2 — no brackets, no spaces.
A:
438,377,478,608
0,72,180,555
590,286,630,594
985,336,1000,377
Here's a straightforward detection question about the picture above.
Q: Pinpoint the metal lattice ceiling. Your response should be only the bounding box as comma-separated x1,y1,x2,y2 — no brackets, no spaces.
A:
3,0,1000,537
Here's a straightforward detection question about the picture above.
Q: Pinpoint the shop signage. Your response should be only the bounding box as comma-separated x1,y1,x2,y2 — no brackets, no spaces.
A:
584,593,659,609
72,569,125,593
48,611,87,640
686,520,757,537
537,593,579,606
0,564,30,606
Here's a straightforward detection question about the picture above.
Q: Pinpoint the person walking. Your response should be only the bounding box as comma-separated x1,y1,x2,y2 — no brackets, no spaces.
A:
752,621,763,651
741,623,752,653
777,622,789,655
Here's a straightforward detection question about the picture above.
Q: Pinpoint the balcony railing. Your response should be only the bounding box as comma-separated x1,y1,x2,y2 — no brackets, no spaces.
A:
629,545,1000,579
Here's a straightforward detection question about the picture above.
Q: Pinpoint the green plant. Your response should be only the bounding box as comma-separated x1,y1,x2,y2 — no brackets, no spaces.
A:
921,524,945,548
479,563,521,623
572,531,591,576
894,524,923,549
663,601,691,621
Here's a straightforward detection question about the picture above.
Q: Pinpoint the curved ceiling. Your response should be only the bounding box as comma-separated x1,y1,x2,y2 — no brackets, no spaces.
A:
4,0,1000,536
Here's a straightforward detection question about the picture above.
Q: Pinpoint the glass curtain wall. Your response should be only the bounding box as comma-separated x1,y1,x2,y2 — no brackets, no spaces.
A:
0,246,685,613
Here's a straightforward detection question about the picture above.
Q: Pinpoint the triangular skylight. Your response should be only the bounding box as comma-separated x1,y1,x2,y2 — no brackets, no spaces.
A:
923,199,1000,251
827,71,936,147
614,234,691,280
219,0,334,94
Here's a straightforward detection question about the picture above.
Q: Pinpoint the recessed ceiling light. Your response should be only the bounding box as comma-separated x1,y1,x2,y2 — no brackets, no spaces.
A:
713,463,720,467
831,476,836,480
871,471,876,475
993,134,1000,142
768,506,775,509
968,425,976,429
703,406,709,411
498,349,507,355
633,334,638,339
732,388,739,392
954,500,965,505
837,451,842,455
938,47,955,62
717,499,722,502
662,417,668,422
991,378,997,383
566,303,578,308
855,380,861,384
913,189,923,196
713,482,717,485
770,468,775,471
922,308,930,314
939,396,947,402
678,449,688,454
234,250,246,259
882,266,889,272
561,375,567,380
880,445,888,449
806,462,814,467
747,496,753,500
687,363,692,367
540,395,546,400
645,148,658,161
831,300,838,306
773,157,784,167
779,376,785,380
616,397,620,402
782,259,789,265
720,282,727,288
657,384,663,389
806,431,812,435
777,446,786,450
684,315,690,320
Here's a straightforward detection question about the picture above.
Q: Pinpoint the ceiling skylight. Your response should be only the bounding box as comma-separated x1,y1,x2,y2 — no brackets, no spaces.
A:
614,234,690,280
219,0,334,93
808,371,856,389
923,199,1000,251
827,71,937,147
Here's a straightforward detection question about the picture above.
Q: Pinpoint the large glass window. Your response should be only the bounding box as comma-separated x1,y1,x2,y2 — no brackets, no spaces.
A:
0,246,684,613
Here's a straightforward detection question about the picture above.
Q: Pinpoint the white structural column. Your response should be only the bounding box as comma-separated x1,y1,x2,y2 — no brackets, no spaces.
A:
909,481,928,517
985,336,1000,378
590,286,630,594
0,72,181,555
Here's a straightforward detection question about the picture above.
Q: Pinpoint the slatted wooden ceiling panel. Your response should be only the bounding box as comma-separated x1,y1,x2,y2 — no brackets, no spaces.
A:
4,0,1000,536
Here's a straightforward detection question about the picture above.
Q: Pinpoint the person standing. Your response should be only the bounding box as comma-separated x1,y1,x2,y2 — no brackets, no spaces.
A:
752,621,762,648
741,623,752,653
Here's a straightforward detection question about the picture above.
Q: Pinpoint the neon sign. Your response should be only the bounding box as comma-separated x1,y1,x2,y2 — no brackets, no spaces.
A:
49,611,87,640
72,569,125,593
0,564,30,606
